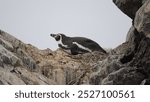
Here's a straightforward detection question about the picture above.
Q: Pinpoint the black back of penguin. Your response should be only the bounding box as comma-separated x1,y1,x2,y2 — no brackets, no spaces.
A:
60,34,107,53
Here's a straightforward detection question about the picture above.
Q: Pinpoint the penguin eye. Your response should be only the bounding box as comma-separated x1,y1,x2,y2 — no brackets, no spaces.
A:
55,35,60,41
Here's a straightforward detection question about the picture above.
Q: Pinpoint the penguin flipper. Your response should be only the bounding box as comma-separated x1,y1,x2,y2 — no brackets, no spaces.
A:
70,44,79,55
58,44,78,55
58,44,70,50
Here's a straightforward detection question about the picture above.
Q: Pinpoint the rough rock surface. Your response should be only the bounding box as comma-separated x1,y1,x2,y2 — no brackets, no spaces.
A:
0,0,150,85
0,30,107,85
113,0,141,19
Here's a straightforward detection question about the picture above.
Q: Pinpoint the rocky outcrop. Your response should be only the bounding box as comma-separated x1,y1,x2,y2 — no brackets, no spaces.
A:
113,0,150,84
0,30,56,85
134,1,150,37
0,30,107,85
89,0,150,85
113,0,143,19
0,0,150,85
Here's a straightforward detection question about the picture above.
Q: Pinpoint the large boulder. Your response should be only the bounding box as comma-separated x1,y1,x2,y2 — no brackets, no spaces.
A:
114,0,150,84
113,0,143,19
134,1,150,37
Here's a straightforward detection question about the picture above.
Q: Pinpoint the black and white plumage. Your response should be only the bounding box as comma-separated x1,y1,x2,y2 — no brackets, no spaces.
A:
50,33,106,55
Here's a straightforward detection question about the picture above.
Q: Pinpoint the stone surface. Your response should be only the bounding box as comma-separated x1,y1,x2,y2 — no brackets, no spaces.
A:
115,0,150,85
126,26,136,42
113,0,143,19
0,30,108,85
134,1,150,37
0,31,56,85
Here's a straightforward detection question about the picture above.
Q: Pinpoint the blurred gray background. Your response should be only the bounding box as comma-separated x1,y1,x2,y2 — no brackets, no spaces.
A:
0,0,131,50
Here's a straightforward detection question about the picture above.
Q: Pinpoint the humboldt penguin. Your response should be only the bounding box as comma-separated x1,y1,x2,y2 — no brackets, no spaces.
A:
50,33,106,55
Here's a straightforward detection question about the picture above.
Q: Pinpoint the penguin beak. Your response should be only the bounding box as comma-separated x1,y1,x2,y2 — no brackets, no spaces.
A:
50,34,56,38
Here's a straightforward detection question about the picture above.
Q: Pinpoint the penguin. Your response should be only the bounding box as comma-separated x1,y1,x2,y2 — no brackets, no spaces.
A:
50,33,106,55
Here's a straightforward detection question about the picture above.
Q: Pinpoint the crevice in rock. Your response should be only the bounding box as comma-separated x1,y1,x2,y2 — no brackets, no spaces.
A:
0,80,4,85
0,30,2,34
130,37,150,69
120,28,145,64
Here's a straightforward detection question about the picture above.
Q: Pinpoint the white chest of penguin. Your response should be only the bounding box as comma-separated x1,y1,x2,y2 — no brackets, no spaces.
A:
57,40,68,48
57,40,72,53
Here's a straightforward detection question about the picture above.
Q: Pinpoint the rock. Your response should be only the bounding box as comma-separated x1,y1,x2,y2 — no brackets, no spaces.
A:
140,78,150,85
119,1,150,65
130,37,150,72
134,1,150,37
38,49,107,85
0,38,14,51
0,31,56,84
113,0,143,19
120,28,145,64
16,67,56,85
0,67,25,85
102,67,145,85
0,58,3,67
112,0,150,85
0,30,108,85
126,26,136,42
89,0,150,85
0,45,21,66
89,54,122,85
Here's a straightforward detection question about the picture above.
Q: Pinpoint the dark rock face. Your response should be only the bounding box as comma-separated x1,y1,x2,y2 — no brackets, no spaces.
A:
90,0,150,85
0,0,150,85
134,1,150,37
115,0,150,84
113,0,143,19
130,37,150,78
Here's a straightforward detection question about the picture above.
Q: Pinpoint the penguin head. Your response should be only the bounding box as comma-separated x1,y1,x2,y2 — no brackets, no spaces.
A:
50,33,67,41
50,33,61,41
